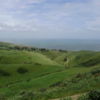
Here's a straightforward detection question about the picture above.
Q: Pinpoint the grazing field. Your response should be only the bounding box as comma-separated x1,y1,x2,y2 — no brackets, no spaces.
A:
0,42,100,100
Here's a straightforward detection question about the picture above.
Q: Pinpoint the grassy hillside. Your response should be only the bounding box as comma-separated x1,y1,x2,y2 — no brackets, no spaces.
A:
40,50,100,67
0,42,100,100
0,50,58,65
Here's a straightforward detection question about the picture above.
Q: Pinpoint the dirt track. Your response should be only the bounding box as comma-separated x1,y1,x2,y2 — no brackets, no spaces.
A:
51,93,85,100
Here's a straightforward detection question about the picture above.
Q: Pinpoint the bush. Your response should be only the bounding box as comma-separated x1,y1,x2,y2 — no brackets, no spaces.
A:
81,58,100,67
63,57,67,62
17,67,28,74
35,63,42,66
91,69,100,76
87,90,100,100
0,69,10,77
78,90,100,100
19,91,34,100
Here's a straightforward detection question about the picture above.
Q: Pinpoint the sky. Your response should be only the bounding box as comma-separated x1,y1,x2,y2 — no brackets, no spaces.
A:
0,0,100,39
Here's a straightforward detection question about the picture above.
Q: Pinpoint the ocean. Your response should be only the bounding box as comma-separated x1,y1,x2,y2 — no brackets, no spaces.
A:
1,39,100,51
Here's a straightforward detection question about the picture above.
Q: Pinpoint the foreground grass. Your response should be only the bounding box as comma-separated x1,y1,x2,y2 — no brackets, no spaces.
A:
0,66,100,100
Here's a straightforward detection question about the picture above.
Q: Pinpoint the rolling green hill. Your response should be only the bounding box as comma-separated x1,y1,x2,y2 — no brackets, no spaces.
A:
0,50,58,65
0,42,100,100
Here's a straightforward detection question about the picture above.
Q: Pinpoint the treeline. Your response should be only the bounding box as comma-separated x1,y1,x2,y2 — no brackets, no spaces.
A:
9,45,38,51
0,42,67,52
10,46,67,52
8,45,51,52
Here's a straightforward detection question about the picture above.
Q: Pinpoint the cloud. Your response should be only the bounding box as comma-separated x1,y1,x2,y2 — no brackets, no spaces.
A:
86,17,100,31
0,0,100,39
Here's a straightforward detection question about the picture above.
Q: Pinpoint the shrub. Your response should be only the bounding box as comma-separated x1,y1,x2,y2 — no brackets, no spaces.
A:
81,58,100,67
35,63,42,66
17,67,28,74
63,57,67,62
91,69,100,76
19,91,34,100
87,90,100,100
0,69,10,77
78,90,100,100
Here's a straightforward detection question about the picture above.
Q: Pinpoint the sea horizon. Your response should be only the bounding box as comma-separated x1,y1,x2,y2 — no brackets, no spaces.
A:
0,38,100,51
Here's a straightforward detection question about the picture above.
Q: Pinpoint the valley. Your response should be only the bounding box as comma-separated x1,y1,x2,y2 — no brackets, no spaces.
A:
0,42,100,100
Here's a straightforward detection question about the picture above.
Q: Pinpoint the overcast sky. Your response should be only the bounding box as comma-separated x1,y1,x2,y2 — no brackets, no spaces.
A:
0,0,100,39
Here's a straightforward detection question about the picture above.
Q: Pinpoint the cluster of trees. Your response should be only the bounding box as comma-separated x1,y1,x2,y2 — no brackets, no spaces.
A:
0,43,68,52
9,46,38,51
7,45,50,52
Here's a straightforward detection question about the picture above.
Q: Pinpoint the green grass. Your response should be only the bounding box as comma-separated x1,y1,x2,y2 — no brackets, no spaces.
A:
0,50,58,65
0,42,100,100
